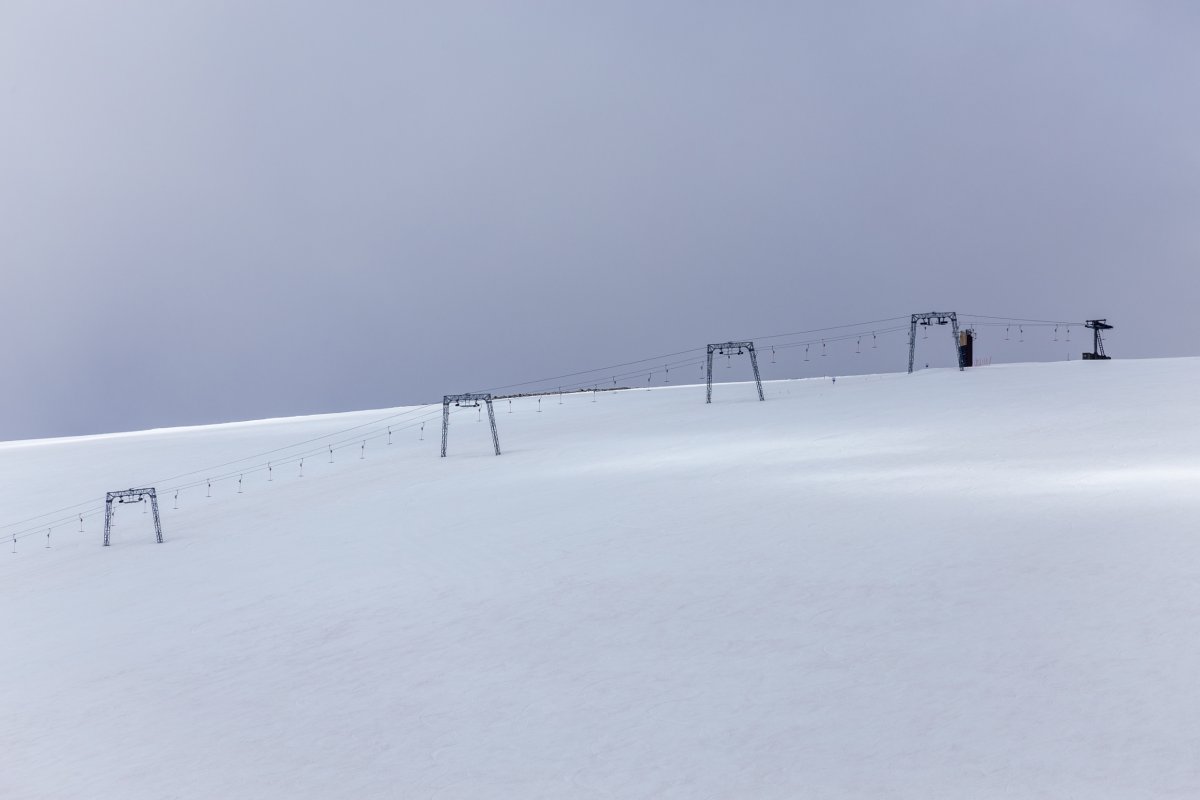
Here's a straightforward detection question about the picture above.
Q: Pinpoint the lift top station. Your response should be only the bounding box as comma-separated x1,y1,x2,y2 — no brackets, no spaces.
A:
958,328,975,368
1082,319,1113,360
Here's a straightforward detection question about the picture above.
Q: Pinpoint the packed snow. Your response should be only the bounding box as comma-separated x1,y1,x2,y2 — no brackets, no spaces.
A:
4,358,1200,798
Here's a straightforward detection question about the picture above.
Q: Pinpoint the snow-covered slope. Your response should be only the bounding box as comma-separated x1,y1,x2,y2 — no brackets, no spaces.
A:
4,359,1200,799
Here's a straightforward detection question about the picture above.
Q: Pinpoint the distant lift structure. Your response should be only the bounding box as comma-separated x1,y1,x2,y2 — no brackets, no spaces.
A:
1082,319,1113,360
103,487,163,547
441,393,500,457
706,341,764,403
908,312,963,373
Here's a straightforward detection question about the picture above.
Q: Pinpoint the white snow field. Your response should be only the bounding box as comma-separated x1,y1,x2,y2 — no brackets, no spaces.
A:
4,358,1200,799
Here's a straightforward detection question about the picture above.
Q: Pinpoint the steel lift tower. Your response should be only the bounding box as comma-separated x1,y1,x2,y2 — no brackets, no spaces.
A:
706,341,765,403
908,312,963,373
1082,319,1113,360
103,487,163,547
441,393,501,457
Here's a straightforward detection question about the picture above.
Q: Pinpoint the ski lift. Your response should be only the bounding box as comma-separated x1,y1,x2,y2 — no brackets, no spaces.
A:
872,331,877,349
770,346,776,363
1053,325,1059,341
804,344,810,361
1018,325,1024,342
1005,326,1010,341
855,336,861,354
821,339,827,357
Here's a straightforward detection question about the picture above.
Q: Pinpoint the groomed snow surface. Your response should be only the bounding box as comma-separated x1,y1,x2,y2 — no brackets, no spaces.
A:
4,358,1200,799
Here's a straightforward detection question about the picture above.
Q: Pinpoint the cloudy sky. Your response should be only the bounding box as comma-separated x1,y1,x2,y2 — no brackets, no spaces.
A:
1,1,1197,440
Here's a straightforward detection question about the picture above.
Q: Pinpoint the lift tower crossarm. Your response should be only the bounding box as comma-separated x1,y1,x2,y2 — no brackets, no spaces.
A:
908,312,963,374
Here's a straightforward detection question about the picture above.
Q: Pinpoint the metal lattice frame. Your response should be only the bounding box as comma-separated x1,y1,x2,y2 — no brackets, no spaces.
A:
103,487,163,547
441,393,501,457
706,341,765,403
908,312,963,373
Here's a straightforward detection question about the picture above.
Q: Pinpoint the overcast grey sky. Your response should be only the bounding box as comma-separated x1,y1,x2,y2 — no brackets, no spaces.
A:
2,1,1197,440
